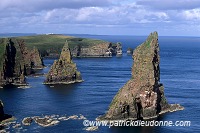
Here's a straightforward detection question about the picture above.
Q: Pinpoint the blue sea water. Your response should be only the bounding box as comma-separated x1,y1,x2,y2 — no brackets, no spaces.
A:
0,35,200,133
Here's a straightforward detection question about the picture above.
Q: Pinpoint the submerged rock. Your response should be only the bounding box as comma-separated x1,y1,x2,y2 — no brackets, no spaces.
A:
79,114,87,120
98,32,184,121
12,123,21,129
85,126,98,131
33,117,60,127
44,40,82,84
67,115,79,120
17,85,31,89
22,117,33,126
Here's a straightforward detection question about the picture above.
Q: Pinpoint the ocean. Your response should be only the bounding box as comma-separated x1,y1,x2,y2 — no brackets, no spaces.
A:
0,34,200,132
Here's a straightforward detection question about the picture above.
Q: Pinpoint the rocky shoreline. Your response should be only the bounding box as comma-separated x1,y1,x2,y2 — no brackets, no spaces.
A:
0,114,94,132
97,104,184,121
43,79,83,85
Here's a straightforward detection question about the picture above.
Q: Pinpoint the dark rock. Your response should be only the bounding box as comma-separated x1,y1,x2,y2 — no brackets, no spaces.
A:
0,100,13,123
44,41,82,84
0,38,44,87
98,32,184,121
22,117,33,126
116,42,122,56
127,48,133,55
0,100,4,121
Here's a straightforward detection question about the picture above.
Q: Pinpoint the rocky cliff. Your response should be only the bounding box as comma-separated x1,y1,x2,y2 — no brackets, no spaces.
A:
30,47,44,69
0,38,44,87
71,42,113,57
17,40,44,70
0,100,12,122
98,32,183,120
14,35,123,58
44,41,82,84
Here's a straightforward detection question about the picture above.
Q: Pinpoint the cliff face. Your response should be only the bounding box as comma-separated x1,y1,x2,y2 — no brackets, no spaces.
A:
17,40,44,70
71,42,113,57
44,41,82,84
99,32,183,120
0,38,44,87
30,47,44,69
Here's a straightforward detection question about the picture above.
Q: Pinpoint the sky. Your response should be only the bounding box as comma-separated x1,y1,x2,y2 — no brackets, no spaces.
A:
0,0,200,36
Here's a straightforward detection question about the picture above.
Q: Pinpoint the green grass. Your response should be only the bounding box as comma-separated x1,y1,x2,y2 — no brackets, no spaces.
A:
0,39,7,70
68,38,107,49
12,34,72,56
0,34,109,71
10,34,107,56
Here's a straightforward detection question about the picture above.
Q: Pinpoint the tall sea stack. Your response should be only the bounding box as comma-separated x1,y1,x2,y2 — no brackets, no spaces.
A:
44,41,82,84
99,32,183,120
0,38,44,87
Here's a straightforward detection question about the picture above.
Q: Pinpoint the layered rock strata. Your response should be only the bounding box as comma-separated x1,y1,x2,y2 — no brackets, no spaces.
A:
44,41,82,84
0,38,44,87
71,42,113,57
98,32,184,120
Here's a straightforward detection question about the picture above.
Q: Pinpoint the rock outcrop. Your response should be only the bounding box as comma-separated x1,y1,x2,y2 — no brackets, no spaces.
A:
0,100,12,122
0,38,44,87
44,41,82,84
98,32,184,120
127,48,133,55
71,42,113,57
0,100,5,121
17,40,44,70
30,47,44,69
115,42,123,56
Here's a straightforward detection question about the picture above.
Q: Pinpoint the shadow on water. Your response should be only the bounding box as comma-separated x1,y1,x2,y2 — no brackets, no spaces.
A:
43,83,81,96
0,84,24,98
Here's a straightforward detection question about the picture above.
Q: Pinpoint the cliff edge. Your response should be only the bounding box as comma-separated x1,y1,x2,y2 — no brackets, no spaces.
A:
44,41,82,84
98,32,184,120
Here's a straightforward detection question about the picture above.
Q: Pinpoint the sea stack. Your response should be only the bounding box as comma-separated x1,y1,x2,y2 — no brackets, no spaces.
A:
44,41,82,84
99,32,183,120
0,38,44,87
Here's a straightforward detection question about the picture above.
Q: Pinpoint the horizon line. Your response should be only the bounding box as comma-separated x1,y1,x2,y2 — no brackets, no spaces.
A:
0,32,199,38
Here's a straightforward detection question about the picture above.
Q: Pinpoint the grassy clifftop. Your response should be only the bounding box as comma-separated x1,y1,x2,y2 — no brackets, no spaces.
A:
13,34,107,56
0,39,7,70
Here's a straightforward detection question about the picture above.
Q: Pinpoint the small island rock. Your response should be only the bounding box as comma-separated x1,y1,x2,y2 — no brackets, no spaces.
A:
44,41,82,84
